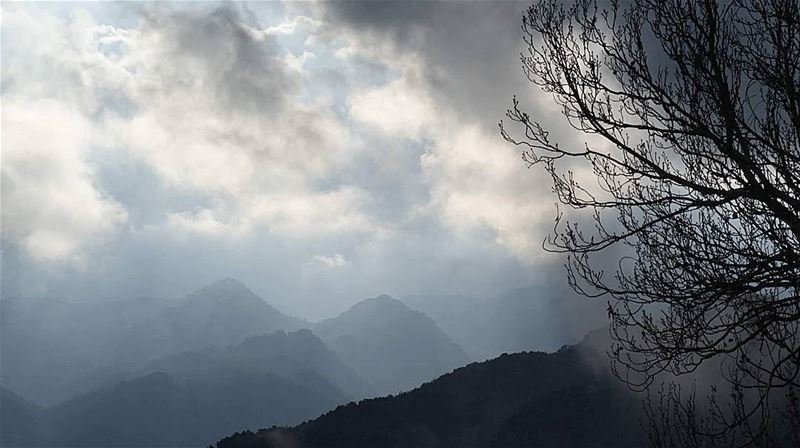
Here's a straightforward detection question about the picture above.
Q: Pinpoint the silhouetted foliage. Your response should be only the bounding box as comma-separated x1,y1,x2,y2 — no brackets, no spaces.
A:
501,0,800,445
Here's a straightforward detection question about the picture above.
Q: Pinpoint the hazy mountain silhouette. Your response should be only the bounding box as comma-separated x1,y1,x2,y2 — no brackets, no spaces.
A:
0,279,304,405
2,282,621,448
161,278,305,352
213,331,643,448
2,329,367,447
10,365,345,448
403,285,607,359
0,387,42,447
144,329,372,399
313,295,470,395
0,295,173,404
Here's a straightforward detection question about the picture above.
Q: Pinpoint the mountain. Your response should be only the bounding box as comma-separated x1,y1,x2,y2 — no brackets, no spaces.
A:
23,366,345,448
212,331,644,448
0,387,42,447
159,278,306,353
3,329,363,447
145,329,372,399
0,295,175,405
403,285,608,359
0,279,304,405
313,295,471,395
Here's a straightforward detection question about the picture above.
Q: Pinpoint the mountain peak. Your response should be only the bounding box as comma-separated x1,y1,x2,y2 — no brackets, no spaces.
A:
326,294,432,326
207,277,251,292
186,278,262,305
353,294,407,311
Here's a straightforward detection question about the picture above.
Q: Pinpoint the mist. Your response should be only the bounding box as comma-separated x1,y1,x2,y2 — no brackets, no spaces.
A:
4,0,787,447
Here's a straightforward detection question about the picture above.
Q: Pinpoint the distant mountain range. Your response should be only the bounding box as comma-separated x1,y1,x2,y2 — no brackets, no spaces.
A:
1,278,622,448
212,330,644,448
1,281,475,447
403,285,608,359
0,330,357,447
1,278,305,405
144,329,372,400
42,369,343,447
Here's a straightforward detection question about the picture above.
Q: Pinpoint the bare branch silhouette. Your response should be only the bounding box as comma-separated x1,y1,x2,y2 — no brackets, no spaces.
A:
502,0,800,445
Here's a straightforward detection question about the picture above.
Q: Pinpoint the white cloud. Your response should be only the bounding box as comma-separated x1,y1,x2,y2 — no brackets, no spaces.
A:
2,4,375,254
422,124,553,261
165,208,231,238
0,1,581,314
311,253,349,268
100,6,368,237
349,73,438,139
345,52,552,261
255,15,320,37
245,188,375,237
1,98,127,264
0,0,557,277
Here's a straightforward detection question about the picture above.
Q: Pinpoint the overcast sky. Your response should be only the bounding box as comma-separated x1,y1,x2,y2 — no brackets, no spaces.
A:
1,1,596,319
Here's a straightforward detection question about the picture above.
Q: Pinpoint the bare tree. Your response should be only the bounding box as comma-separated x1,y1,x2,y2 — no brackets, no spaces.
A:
501,0,800,445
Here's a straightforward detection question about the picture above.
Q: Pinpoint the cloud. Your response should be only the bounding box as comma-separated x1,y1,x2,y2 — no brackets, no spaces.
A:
343,46,553,261
421,125,553,260
1,1,592,328
1,98,127,264
3,3,374,246
258,15,320,37
322,1,533,125
311,253,349,268
349,73,438,139
165,208,230,238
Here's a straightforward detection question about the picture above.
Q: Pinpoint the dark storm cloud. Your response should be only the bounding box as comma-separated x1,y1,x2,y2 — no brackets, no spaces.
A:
140,3,296,116
324,0,438,34
325,1,531,127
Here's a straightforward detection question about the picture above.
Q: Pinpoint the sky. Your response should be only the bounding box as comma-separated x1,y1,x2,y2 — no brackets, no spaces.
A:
1,1,597,320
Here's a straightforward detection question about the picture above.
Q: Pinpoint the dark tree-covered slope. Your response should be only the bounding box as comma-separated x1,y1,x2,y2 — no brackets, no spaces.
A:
213,333,644,448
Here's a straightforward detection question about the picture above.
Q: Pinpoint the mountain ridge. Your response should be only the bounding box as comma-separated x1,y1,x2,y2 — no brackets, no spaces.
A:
211,331,643,448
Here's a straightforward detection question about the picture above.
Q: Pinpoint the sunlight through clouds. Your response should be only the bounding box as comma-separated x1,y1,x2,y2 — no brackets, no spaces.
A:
1,0,565,309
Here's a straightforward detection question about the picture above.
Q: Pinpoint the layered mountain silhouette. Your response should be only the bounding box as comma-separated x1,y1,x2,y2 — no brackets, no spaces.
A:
0,288,476,447
162,278,305,352
213,331,644,448
1,279,304,405
403,285,608,360
42,369,344,447
0,387,41,447
1,331,361,447
1,279,628,448
144,329,372,399
313,295,470,395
